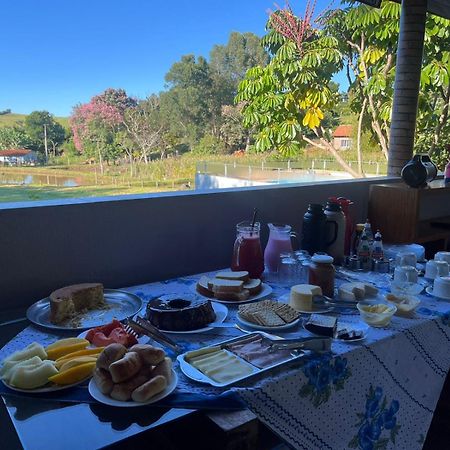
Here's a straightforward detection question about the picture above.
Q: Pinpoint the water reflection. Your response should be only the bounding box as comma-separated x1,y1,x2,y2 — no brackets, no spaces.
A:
0,172,82,187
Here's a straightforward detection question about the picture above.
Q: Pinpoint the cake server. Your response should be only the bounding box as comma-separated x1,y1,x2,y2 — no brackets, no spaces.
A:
268,336,332,353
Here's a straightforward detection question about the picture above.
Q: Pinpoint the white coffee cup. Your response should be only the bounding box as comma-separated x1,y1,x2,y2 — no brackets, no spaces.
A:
433,276,450,299
395,252,417,268
434,252,450,265
425,260,449,280
394,265,418,283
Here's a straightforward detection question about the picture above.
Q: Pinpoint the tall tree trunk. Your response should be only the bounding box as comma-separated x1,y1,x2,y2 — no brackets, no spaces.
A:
429,88,450,157
357,99,367,176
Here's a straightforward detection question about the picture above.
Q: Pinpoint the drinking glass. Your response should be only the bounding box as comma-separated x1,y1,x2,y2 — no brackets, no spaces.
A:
277,257,298,286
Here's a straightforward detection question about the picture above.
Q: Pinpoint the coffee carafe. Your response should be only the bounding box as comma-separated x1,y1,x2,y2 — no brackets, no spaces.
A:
324,200,346,264
301,204,337,255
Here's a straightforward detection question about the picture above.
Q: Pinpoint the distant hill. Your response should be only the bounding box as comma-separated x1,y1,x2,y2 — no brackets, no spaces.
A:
0,113,69,129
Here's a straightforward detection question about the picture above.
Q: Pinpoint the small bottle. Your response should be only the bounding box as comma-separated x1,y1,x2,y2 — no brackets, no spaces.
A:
445,161,450,186
352,224,364,255
357,232,371,271
363,219,374,245
371,230,384,260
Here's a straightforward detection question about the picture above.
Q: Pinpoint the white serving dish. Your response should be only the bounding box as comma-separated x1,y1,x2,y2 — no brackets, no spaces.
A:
357,301,397,327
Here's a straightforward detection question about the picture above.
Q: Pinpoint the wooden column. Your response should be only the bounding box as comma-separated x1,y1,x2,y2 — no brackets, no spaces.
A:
388,0,428,176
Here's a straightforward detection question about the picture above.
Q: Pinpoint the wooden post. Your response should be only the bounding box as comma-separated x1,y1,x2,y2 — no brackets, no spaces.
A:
388,0,428,176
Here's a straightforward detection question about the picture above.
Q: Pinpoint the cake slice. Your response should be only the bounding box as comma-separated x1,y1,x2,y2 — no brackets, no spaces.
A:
49,283,104,324
304,314,337,337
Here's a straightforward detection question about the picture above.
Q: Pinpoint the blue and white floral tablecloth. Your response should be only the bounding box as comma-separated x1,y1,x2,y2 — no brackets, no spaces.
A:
1,271,450,450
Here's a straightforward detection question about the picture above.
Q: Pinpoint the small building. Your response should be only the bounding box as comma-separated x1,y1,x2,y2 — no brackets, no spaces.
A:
333,125,353,150
0,149,38,165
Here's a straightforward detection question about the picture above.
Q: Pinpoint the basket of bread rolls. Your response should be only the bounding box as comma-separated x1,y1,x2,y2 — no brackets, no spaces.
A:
93,343,174,403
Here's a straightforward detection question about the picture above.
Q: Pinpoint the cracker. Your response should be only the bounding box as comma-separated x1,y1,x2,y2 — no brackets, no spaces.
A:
252,310,285,327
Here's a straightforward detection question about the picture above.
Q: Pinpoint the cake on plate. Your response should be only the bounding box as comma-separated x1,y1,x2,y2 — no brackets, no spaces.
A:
146,294,216,331
49,283,105,324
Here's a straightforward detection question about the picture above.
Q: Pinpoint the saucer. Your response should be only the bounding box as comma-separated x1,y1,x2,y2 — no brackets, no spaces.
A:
425,286,450,300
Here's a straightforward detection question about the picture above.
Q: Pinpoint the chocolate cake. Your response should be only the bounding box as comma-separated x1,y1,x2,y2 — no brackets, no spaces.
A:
146,294,216,331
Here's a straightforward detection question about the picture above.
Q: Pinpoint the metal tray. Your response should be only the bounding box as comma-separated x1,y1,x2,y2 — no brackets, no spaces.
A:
26,289,143,331
177,332,306,388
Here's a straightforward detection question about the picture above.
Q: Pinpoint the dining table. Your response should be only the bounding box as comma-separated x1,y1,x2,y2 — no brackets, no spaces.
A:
1,268,450,450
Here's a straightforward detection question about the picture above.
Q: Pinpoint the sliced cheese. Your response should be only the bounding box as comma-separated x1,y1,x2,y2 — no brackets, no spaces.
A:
289,284,322,311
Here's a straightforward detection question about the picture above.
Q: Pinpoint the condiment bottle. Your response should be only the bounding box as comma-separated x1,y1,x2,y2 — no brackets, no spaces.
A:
371,230,384,260
308,254,335,298
231,221,264,279
357,232,371,271
363,219,374,246
352,223,364,255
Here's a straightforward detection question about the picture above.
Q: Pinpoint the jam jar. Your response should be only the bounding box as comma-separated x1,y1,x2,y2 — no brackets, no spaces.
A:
308,253,335,298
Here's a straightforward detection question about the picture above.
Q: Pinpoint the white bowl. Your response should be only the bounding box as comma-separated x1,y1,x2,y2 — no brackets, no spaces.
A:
385,293,420,316
390,281,423,296
357,301,397,327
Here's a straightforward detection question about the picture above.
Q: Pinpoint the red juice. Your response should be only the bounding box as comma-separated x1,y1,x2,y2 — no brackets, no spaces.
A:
231,235,264,279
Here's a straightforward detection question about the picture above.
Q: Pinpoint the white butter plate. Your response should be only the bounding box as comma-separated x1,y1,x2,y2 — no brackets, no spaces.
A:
88,369,177,407
236,313,301,331
425,286,450,300
191,283,272,305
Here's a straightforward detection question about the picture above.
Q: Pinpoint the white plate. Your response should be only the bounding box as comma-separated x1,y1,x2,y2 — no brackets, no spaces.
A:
77,330,149,345
191,283,272,305
2,375,91,394
426,286,450,300
157,302,228,334
303,317,369,342
236,313,301,331
278,294,334,314
88,369,177,407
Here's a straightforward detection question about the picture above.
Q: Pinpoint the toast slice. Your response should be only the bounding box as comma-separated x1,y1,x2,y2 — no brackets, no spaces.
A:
214,289,250,301
215,271,249,282
243,278,262,295
208,278,244,293
196,276,214,298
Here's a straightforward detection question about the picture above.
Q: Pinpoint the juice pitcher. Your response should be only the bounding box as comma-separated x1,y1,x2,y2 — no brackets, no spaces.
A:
231,221,264,279
264,223,299,273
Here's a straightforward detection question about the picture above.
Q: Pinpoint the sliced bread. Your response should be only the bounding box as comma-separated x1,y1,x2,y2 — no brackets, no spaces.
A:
243,278,262,295
208,278,244,293
215,271,249,282
214,289,250,301
196,276,214,298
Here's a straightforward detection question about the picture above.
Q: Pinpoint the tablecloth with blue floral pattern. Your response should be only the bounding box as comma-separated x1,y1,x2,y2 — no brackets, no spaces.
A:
1,270,449,450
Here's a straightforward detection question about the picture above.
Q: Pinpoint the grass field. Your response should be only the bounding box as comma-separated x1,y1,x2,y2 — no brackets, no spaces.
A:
0,113,69,129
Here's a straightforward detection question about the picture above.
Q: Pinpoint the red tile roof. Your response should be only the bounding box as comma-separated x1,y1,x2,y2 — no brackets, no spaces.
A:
333,125,352,138
0,149,33,157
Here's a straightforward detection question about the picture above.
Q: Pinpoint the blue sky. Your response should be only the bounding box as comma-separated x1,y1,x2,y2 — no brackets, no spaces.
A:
0,0,345,117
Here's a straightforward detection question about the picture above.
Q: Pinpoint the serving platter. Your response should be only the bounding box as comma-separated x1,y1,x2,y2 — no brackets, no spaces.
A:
192,282,272,305
26,289,143,331
88,370,178,407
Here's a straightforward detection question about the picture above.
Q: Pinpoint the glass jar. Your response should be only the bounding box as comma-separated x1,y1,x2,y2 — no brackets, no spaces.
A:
308,253,335,298
231,221,264,279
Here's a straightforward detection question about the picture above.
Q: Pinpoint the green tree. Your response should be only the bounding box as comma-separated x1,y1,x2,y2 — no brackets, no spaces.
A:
0,127,33,150
24,111,66,158
210,32,269,90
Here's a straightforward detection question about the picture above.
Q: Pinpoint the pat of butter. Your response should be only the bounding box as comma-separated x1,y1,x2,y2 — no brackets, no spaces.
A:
289,284,322,311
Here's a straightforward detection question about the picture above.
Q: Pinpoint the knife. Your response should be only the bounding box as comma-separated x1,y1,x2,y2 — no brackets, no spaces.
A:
268,336,332,353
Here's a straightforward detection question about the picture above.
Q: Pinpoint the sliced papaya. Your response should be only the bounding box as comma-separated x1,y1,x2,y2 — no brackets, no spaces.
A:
46,342,89,361
45,338,89,352
59,356,98,372
55,347,105,363
48,362,96,385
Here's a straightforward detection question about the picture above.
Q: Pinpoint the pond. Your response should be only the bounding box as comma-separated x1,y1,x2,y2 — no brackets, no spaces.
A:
0,172,83,187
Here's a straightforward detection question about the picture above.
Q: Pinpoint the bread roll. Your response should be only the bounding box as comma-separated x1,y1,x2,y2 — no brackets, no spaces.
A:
93,368,113,395
131,375,167,402
96,343,127,371
129,344,165,366
109,351,142,383
110,373,149,401
151,357,172,382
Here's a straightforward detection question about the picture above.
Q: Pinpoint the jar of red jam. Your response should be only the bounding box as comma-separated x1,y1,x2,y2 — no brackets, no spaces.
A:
308,253,335,297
